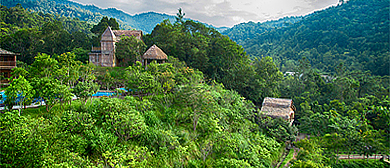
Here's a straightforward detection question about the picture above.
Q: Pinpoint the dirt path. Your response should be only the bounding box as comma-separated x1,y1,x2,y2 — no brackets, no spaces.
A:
282,148,298,168
338,155,388,160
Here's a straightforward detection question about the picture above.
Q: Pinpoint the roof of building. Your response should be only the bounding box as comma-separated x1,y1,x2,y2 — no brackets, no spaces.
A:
142,44,168,60
113,30,142,40
0,48,16,55
101,26,116,42
101,26,143,42
260,97,294,119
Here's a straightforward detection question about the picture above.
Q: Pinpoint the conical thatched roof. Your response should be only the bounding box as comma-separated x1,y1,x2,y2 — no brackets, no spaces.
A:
143,44,168,60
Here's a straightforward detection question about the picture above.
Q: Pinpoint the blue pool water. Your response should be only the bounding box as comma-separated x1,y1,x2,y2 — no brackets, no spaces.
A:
92,91,115,97
0,88,128,104
0,91,5,104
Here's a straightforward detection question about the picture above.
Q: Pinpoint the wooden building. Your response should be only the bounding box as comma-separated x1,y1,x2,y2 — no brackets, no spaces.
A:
260,97,295,126
0,48,17,84
89,26,143,67
142,44,168,68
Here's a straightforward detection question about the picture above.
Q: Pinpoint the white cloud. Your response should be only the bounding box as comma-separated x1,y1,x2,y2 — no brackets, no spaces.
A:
69,0,339,27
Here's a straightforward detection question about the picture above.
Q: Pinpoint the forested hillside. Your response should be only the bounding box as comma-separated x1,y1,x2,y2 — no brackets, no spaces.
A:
226,0,389,76
0,1,389,167
222,16,303,45
0,0,227,33
0,4,93,64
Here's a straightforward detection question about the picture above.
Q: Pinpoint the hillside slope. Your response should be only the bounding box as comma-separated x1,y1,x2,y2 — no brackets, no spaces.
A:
227,0,389,76
0,0,227,33
222,16,303,45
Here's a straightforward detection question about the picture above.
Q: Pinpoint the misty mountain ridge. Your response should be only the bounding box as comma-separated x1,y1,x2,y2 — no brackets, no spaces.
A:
0,0,228,33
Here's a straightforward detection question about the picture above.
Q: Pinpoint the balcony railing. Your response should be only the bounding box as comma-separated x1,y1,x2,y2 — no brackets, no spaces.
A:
0,61,16,67
91,47,101,51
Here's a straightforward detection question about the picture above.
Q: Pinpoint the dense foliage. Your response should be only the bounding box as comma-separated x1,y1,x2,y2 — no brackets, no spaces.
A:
1,55,287,167
0,0,133,30
143,19,285,105
1,1,389,167
0,5,92,64
222,16,303,45
224,0,390,76
278,57,389,167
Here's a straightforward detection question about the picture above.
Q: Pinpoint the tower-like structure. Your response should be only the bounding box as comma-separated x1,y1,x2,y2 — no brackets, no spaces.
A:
89,27,143,67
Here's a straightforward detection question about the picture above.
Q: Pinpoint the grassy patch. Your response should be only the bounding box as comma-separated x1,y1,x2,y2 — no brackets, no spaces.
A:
21,106,47,118
20,99,93,119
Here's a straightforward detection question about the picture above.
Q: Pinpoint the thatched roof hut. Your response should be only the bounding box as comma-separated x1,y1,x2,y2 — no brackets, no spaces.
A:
142,44,168,60
260,97,295,124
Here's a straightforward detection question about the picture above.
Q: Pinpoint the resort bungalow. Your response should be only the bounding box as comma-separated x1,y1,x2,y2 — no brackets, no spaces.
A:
0,48,17,84
260,97,296,126
142,44,168,68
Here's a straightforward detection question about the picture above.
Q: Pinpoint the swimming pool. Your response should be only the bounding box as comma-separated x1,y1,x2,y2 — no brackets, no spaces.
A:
0,88,128,104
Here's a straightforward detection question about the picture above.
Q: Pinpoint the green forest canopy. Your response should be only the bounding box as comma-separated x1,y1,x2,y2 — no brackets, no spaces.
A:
0,1,389,167
223,0,390,76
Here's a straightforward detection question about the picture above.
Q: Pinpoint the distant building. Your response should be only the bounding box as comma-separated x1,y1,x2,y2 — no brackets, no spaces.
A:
320,75,337,83
0,48,17,84
142,44,168,68
284,71,296,76
89,26,143,67
260,97,295,126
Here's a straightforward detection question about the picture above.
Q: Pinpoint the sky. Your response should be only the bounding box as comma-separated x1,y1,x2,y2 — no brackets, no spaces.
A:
70,0,340,27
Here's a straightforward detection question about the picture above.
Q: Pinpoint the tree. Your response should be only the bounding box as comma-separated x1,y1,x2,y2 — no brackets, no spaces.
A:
293,138,330,167
4,75,34,116
70,63,99,105
28,53,72,111
72,81,99,105
175,8,185,24
252,56,283,104
90,16,110,35
90,16,119,46
125,62,159,99
115,36,146,66
328,116,361,160
72,47,90,63
176,83,214,133
98,97,147,141
29,53,59,78
257,116,298,143
102,70,113,90
56,52,81,86
31,77,69,112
